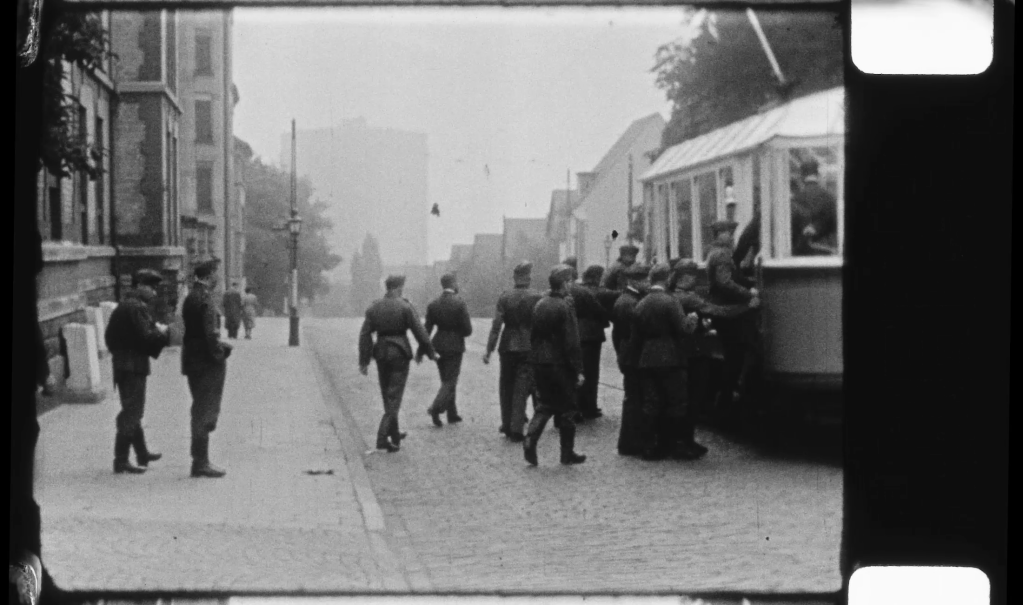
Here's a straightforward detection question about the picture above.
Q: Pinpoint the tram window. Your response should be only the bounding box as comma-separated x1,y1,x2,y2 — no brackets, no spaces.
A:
789,146,840,257
659,183,670,261
696,172,718,259
673,179,693,259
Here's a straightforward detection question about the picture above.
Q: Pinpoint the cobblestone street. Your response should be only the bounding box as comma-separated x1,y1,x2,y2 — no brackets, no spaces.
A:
307,318,843,595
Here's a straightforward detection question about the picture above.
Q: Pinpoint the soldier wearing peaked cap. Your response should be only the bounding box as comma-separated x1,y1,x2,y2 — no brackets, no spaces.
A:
420,273,472,427
570,264,615,421
522,265,587,466
791,159,838,256
485,261,543,441
104,269,172,474
181,259,232,478
602,244,641,292
612,263,649,456
360,274,438,452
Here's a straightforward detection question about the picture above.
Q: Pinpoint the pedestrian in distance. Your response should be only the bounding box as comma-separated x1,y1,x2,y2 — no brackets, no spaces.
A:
182,260,233,478
241,287,259,340
632,262,703,461
484,261,543,442
222,282,243,339
563,259,614,421
523,264,587,467
791,158,839,256
612,263,650,456
359,274,438,453
104,269,172,474
601,244,641,292
420,273,472,427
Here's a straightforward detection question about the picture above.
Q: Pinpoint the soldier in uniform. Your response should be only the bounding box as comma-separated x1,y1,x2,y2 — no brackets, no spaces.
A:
612,263,649,456
632,263,702,461
222,282,243,339
182,260,233,478
705,221,761,409
791,159,839,256
104,269,171,474
359,274,438,453
420,273,472,427
669,259,718,455
523,265,587,466
561,258,612,421
484,261,542,442
601,244,640,291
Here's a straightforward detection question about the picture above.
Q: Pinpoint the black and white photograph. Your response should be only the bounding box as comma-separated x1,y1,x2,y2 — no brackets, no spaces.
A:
11,0,1008,604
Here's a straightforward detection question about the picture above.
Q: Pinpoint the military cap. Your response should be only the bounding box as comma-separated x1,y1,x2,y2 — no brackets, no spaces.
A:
562,256,578,270
193,260,218,279
133,268,163,287
385,274,406,290
513,261,533,277
648,262,672,283
582,264,605,282
548,264,574,286
440,273,457,289
710,220,739,235
800,158,820,178
625,263,650,278
673,258,700,276
619,244,640,256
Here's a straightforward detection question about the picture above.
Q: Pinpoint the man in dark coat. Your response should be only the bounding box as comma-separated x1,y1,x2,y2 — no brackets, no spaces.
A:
523,265,587,466
705,221,761,408
360,274,438,452
420,273,473,427
612,263,649,456
601,244,640,291
484,261,543,442
563,259,613,421
632,263,702,461
222,282,243,339
791,159,839,256
104,269,171,474
181,260,233,478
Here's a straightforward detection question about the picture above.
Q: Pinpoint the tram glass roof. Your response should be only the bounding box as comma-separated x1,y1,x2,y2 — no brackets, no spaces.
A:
641,86,845,182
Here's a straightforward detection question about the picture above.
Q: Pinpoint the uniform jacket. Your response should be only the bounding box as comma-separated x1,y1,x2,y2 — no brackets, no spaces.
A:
706,243,754,312
181,282,230,375
359,293,435,366
105,289,170,376
486,285,543,355
530,291,584,374
222,290,243,319
733,213,760,268
791,183,838,254
601,259,634,291
568,283,611,344
422,290,473,354
672,287,720,358
612,287,644,368
632,286,693,368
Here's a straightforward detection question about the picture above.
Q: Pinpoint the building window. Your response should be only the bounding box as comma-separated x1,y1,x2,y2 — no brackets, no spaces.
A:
49,173,63,241
195,34,213,76
195,99,214,144
95,115,105,244
696,172,718,260
196,162,214,213
79,104,89,245
674,179,693,259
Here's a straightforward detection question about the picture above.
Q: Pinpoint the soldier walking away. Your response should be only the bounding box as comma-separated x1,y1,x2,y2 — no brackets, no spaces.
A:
523,265,587,466
241,287,259,339
359,274,438,453
601,244,640,292
705,221,761,412
612,263,649,456
791,159,838,256
484,261,542,442
222,282,243,339
632,263,702,461
421,273,472,427
104,269,172,474
182,260,233,478
566,261,614,421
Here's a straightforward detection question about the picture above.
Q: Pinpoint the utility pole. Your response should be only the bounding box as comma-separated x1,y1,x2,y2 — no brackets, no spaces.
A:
627,154,634,245
288,119,302,347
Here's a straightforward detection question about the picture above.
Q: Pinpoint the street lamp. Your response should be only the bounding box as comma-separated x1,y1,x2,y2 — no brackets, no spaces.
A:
604,233,613,267
287,210,303,347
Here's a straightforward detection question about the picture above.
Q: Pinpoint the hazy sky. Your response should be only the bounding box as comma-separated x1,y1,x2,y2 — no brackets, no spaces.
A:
233,7,691,263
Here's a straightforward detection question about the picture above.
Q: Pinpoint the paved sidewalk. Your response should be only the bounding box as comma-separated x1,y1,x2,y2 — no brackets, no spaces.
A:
36,319,406,593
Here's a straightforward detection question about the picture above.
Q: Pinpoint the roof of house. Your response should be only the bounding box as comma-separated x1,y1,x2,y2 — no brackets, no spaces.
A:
589,113,666,183
641,86,844,182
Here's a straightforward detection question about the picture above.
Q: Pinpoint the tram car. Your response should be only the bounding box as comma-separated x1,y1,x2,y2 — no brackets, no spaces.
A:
639,86,844,426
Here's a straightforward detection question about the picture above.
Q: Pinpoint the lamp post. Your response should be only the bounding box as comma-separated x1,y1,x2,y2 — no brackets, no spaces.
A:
288,119,302,347
604,233,613,267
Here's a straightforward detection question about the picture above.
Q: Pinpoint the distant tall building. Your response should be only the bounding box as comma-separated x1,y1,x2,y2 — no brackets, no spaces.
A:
283,118,429,278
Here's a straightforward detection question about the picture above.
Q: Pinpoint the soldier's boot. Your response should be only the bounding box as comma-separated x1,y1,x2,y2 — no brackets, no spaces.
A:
113,433,146,474
558,422,586,465
447,402,463,424
682,417,708,457
640,416,670,461
133,426,162,467
522,415,548,466
428,409,443,427
190,436,226,478
669,418,702,461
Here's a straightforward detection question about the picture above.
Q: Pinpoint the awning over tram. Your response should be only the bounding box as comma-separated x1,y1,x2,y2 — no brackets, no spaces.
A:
640,86,845,183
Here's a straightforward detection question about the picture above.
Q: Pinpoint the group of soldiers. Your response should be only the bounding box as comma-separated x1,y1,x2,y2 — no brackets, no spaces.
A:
357,218,761,466
103,260,234,478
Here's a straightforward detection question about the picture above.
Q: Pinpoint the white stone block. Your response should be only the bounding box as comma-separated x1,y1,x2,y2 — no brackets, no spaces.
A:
86,307,108,355
61,323,105,403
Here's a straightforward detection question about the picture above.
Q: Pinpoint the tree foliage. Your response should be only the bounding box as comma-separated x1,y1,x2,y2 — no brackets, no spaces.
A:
239,139,342,314
40,10,112,179
349,234,384,315
652,8,843,152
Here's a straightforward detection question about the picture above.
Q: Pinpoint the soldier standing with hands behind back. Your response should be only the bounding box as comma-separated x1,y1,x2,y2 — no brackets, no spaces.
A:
104,269,171,474
182,260,232,478
360,274,438,453
420,273,472,427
